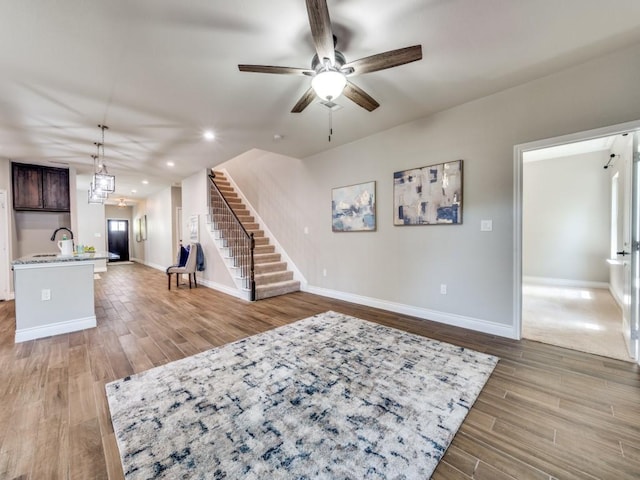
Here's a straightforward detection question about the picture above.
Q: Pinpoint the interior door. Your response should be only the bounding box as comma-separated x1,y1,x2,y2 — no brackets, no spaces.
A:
107,219,130,262
629,132,640,360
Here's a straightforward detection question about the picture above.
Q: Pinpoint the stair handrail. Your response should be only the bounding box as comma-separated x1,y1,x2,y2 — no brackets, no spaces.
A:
208,173,255,300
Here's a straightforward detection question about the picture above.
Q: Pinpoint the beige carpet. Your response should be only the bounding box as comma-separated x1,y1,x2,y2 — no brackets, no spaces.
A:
523,284,634,362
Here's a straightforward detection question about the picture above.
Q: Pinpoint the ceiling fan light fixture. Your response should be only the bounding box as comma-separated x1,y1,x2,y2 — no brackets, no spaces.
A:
311,69,346,101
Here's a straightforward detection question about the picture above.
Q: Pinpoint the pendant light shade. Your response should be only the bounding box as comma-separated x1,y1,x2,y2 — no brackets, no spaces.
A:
93,127,115,194
88,186,105,204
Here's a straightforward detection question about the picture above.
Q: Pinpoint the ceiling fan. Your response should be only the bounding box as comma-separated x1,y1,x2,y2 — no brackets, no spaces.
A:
238,0,422,113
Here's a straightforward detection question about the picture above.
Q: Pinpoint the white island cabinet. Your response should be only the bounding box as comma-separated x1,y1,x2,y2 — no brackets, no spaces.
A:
11,252,117,343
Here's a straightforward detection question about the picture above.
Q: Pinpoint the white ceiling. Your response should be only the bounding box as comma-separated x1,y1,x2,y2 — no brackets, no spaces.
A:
1,0,640,202
523,136,618,163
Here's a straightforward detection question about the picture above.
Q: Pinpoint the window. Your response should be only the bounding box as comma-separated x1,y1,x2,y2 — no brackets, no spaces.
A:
110,220,126,232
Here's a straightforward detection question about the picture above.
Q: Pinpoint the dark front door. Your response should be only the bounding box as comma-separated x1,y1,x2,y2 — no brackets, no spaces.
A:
107,219,130,262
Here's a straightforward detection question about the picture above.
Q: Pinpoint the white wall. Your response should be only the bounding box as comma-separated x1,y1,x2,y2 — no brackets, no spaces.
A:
131,199,147,263
76,190,107,252
170,186,181,262
138,187,175,270
220,43,640,336
523,152,610,283
0,159,16,295
14,211,72,256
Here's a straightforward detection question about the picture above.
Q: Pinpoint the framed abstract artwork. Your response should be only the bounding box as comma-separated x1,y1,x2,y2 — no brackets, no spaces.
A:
332,181,376,232
393,160,463,225
189,214,199,241
141,214,147,240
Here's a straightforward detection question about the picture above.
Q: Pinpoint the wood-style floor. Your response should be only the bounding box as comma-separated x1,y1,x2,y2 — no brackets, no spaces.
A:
1,263,639,479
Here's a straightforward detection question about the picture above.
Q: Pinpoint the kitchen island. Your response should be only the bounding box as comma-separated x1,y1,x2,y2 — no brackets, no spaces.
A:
12,252,118,342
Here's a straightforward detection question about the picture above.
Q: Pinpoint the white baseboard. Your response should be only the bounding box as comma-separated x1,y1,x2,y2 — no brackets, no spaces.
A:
304,285,517,339
143,261,167,272
523,276,609,289
15,316,97,343
133,252,514,338
197,278,251,301
609,285,624,310
135,259,249,299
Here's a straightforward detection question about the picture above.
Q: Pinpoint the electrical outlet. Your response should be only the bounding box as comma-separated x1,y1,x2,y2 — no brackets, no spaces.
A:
304,226,309,235
480,220,493,232
323,269,327,277
440,284,447,295
41,289,51,301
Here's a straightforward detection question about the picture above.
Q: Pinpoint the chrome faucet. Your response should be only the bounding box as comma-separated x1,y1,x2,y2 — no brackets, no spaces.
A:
50,227,74,242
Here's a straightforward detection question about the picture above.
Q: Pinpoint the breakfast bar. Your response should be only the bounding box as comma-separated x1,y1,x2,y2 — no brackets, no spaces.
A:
11,252,117,343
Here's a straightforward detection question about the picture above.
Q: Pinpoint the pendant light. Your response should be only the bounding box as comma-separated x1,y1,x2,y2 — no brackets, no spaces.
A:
93,124,115,193
88,154,107,204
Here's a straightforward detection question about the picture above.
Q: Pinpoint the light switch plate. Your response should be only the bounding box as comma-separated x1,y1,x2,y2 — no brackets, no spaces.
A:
481,220,493,232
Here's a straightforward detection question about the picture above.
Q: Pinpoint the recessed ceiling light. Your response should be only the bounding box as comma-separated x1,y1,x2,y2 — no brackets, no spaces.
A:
131,189,137,194
167,161,175,167
142,180,149,185
203,130,215,141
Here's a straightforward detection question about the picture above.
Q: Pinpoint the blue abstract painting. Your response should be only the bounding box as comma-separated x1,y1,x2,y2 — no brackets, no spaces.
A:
332,181,376,232
393,160,463,225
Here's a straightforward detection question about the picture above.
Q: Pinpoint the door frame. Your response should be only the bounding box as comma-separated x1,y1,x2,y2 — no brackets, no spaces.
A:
106,217,131,262
0,190,10,300
514,118,640,364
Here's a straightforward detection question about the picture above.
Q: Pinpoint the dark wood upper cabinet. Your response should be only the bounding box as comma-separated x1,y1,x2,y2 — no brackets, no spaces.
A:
42,167,70,211
12,163,70,212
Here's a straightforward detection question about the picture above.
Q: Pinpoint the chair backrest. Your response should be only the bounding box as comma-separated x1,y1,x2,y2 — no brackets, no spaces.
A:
183,243,198,272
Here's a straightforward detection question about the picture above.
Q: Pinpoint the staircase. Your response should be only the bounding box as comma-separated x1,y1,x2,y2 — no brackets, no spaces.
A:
208,171,300,300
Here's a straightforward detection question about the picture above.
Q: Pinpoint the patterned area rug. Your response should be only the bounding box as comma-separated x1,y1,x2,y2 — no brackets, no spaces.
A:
106,311,498,479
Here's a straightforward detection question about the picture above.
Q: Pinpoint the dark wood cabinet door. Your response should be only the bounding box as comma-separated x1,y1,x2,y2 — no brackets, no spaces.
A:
12,163,43,210
11,163,70,212
42,167,70,211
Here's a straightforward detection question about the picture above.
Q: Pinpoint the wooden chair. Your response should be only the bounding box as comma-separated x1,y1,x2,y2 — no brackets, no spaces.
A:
166,243,198,290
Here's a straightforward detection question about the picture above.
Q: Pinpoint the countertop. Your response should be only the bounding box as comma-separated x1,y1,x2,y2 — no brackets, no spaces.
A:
12,252,120,266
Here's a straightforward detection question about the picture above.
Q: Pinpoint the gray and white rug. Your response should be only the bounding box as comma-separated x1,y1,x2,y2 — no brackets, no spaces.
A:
106,311,498,479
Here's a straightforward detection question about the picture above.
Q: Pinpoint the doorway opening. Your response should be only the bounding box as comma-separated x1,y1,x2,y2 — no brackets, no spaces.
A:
107,219,130,262
515,120,640,364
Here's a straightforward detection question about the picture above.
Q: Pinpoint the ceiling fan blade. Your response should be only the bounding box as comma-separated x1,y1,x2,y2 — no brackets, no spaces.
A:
238,65,313,76
305,0,335,66
343,82,380,112
342,45,422,76
291,87,317,113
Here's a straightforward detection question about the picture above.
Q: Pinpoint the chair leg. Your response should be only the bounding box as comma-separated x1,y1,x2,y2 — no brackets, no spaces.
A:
177,273,180,288
188,274,192,289
167,273,171,290
193,273,197,288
